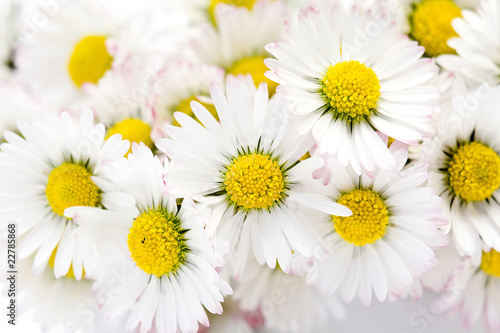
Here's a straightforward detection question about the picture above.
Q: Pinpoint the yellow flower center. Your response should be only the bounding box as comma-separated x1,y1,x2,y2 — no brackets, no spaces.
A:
223,153,286,211
173,95,219,126
45,163,100,217
68,35,113,87
227,56,278,95
320,61,381,123
447,142,500,202
105,118,154,155
209,0,257,24
480,249,500,278
409,0,462,57
127,209,188,277
333,189,389,246
47,246,85,279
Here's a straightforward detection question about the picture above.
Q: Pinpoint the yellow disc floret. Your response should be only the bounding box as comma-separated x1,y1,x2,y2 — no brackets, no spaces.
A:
333,189,389,246
173,95,219,126
480,249,500,278
447,142,500,202
45,163,100,217
224,153,286,211
105,118,154,154
68,35,113,87
48,246,85,279
209,0,257,24
127,209,188,277
409,0,462,57
227,56,278,95
320,61,380,123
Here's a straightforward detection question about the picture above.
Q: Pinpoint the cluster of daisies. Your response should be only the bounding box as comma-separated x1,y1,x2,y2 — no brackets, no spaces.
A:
1,0,500,332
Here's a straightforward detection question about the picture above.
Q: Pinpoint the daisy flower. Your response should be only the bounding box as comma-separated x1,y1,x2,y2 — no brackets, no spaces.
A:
0,109,129,279
233,257,346,332
305,142,448,305
188,0,288,93
265,3,438,174
67,144,232,333
157,79,352,276
446,248,500,331
437,0,500,86
17,254,126,333
408,0,482,58
14,1,118,106
420,82,500,263
151,60,225,126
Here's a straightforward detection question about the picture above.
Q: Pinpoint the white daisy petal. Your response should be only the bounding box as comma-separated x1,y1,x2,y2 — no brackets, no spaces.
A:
265,3,437,173
288,192,352,217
